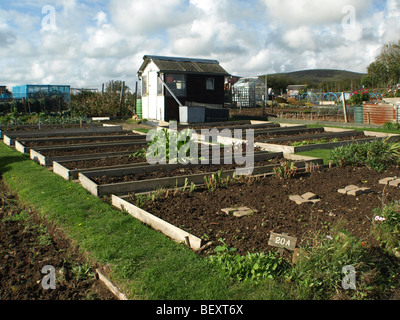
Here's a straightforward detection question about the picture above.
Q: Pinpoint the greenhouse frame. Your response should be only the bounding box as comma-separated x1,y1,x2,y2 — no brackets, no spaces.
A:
12,85,71,101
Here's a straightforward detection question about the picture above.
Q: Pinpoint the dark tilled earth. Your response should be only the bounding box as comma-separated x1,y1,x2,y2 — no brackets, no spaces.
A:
0,181,116,300
133,165,400,256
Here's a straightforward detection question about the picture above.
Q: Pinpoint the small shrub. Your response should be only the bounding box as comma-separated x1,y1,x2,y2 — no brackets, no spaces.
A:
384,122,400,131
273,161,298,179
288,229,400,299
208,240,288,283
329,140,400,172
372,201,400,250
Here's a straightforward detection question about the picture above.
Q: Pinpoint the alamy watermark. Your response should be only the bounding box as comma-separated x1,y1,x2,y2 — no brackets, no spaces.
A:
342,5,357,30
41,5,56,31
342,265,356,290
145,121,255,176
41,265,56,290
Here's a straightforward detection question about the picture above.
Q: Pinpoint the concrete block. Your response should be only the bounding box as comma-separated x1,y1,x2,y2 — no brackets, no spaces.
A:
221,208,238,215
347,189,365,196
289,195,307,205
339,185,371,196
222,207,258,217
302,192,318,200
379,177,396,185
233,210,255,218
389,179,400,187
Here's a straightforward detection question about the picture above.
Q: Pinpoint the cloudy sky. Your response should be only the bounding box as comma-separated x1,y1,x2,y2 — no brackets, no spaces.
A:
0,0,399,91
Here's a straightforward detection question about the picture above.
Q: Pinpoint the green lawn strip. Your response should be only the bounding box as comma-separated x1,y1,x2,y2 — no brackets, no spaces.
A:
1,143,269,300
305,124,400,135
296,149,332,165
132,128,150,134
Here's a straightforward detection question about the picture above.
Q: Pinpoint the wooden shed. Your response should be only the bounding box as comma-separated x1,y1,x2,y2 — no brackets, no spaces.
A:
137,55,230,122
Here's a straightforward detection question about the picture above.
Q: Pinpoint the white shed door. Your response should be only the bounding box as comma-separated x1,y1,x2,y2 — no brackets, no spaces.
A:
147,71,159,120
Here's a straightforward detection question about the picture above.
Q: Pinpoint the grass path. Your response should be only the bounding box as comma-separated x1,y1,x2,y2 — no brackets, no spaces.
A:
0,143,289,300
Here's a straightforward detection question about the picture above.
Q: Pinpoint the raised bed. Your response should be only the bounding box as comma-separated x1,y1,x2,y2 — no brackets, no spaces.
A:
15,132,145,154
189,125,309,147
111,165,400,255
112,194,204,251
3,125,124,146
112,195,204,250
79,153,323,197
53,155,151,180
30,141,146,167
161,120,281,131
52,142,259,180
0,123,102,134
254,128,400,153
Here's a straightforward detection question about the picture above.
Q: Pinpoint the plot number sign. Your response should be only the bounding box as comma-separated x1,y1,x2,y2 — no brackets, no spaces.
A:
268,232,297,251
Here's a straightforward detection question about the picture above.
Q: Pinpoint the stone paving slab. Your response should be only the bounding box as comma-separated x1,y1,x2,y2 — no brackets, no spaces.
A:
338,185,371,196
379,177,400,187
221,207,258,217
289,193,320,205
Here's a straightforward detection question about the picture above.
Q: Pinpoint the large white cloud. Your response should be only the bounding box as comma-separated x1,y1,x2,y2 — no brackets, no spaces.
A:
262,0,373,28
0,0,398,90
108,0,189,35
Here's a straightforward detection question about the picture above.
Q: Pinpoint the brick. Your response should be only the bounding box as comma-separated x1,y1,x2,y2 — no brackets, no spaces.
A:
347,189,364,196
289,195,307,204
233,210,255,218
289,194,320,205
221,208,238,215
347,187,371,196
379,177,395,185
360,187,372,193
302,192,318,200
339,185,371,196
389,179,400,187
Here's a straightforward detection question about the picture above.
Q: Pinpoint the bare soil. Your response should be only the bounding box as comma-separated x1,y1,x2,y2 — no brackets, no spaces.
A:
1,123,102,132
40,144,146,157
255,131,366,144
23,136,142,148
230,106,355,123
63,154,148,170
61,145,264,170
131,165,400,257
90,157,285,185
0,181,116,300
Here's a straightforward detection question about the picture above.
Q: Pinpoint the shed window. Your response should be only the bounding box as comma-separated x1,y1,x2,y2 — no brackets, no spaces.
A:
157,74,163,95
166,74,186,97
206,78,215,90
142,75,148,96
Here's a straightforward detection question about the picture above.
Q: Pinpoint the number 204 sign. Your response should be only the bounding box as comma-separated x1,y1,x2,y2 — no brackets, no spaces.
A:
268,232,297,251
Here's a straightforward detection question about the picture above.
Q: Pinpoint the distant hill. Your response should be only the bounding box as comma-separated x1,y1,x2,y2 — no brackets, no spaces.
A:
264,69,365,85
259,69,366,92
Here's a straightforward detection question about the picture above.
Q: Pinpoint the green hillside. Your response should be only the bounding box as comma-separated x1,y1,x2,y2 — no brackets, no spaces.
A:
271,69,365,84
260,69,366,93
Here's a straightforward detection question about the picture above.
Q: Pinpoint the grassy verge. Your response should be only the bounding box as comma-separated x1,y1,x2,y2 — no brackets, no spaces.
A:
305,123,400,135
296,149,332,165
0,143,290,300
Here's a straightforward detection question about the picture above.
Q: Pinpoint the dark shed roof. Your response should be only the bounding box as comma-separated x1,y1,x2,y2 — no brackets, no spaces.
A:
138,55,230,77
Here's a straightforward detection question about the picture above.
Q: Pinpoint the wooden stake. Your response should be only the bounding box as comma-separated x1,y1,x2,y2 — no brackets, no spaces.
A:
185,236,191,248
119,81,125,116
342,92,349,123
